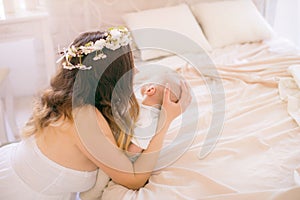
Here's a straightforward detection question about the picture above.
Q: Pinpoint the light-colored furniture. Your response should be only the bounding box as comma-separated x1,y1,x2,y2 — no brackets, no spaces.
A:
0,10,55,97
0,68,19,145
0,10,55,145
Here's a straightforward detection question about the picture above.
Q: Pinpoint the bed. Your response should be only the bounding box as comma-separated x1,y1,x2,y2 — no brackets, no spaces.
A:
79,0,300,199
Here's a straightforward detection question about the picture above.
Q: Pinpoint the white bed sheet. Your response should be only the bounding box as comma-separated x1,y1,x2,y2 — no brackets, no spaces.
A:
100,37,300,200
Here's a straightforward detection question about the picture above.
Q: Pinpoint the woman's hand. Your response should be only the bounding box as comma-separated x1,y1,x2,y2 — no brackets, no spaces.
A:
162,80,192,122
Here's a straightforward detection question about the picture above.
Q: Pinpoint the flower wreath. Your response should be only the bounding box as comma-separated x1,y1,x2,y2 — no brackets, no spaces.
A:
57,26,132,70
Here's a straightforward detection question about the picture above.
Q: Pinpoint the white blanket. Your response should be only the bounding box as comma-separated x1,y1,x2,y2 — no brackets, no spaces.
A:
83,37,300,200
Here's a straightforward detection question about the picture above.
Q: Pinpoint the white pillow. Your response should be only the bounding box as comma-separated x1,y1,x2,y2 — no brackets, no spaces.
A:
123,4,212,61
191,0,274,48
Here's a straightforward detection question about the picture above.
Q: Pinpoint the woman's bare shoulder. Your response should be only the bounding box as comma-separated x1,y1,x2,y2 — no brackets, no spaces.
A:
72,104,116,144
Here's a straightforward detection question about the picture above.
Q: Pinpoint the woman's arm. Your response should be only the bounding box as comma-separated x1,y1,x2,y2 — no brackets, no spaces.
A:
73,105,171,189
132,82,191,173
74,81,191,189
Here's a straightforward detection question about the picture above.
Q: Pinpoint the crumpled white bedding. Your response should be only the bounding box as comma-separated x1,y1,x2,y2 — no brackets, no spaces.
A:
83,37,300,200
278,65,300,127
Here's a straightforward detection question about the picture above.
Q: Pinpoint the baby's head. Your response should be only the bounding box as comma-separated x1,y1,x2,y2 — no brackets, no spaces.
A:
138,70,182,106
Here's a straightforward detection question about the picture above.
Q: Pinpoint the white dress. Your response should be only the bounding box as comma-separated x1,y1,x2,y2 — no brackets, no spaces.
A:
0,136,97,200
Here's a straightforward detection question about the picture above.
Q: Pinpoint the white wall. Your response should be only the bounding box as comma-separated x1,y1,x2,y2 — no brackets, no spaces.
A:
0,0,299,98
40,0,277,49
0,39,47,97
273,0,300,47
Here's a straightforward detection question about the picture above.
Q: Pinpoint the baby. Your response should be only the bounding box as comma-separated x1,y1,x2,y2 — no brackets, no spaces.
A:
128,69,182,155
80,68,182,200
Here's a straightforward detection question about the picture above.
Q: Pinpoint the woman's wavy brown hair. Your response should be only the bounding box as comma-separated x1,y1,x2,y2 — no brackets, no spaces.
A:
23,31,139,150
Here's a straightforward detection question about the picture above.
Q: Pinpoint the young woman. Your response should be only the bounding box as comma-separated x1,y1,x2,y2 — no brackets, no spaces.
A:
0,27,191,199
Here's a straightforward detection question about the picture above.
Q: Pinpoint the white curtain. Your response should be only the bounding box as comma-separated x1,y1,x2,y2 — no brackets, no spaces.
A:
4,0,299,48
273,0,300,47
39,0,280,49
3,0,299,48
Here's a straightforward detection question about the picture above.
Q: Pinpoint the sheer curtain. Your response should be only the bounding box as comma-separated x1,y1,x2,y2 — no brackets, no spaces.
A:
273,0,300,47
39,0,281,49
23,0,299,49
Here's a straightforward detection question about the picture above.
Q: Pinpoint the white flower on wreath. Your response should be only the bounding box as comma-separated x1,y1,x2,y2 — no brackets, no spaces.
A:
68,45,77,57
58,26,132,70
77,64,92,70
109,29,122,40
120,35,131,46
81,46,94,55
94,39,106,50
93,52,107,60
105,41,121,50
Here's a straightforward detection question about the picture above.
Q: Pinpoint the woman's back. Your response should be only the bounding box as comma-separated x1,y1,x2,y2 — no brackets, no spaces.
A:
0,119,98,200
36,118,98,172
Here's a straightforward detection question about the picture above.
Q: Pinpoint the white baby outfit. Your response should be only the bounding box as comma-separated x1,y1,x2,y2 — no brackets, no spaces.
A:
131,104,160,149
